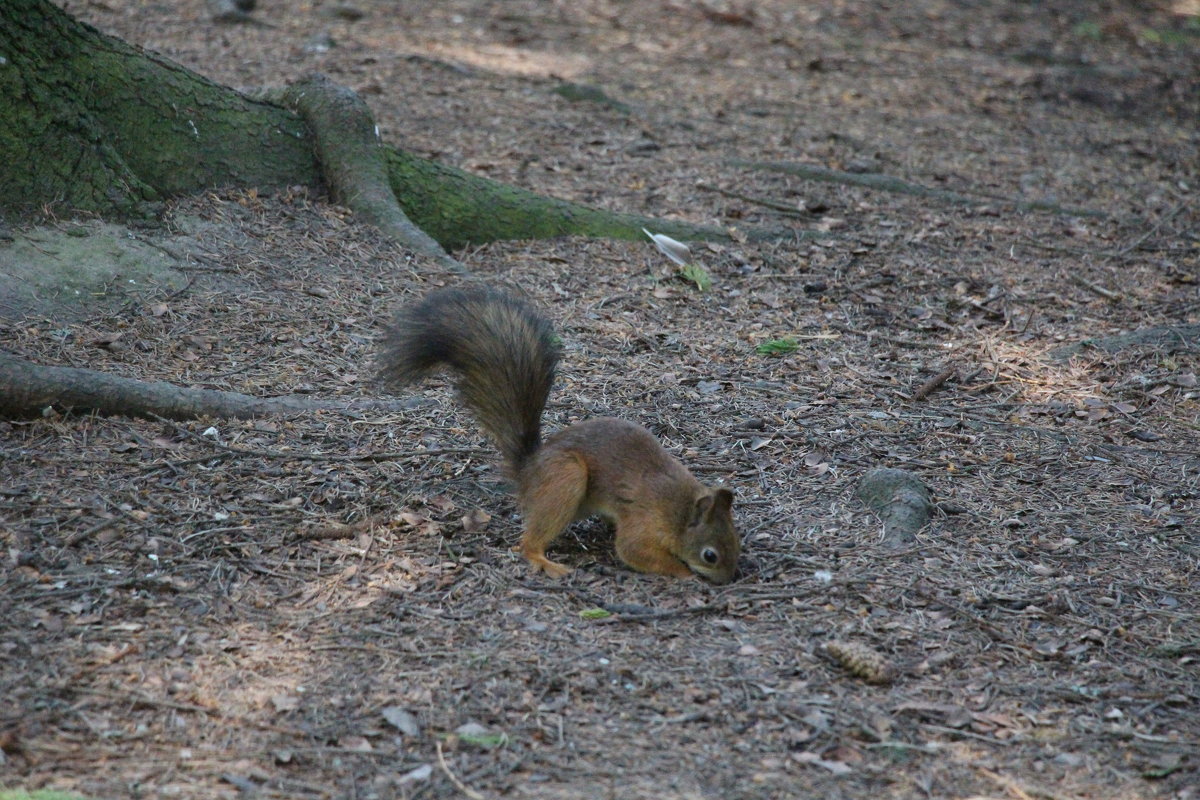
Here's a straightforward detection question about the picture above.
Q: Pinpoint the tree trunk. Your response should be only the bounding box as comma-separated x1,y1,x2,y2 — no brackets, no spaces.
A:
0,0,317,217
0,0,743,248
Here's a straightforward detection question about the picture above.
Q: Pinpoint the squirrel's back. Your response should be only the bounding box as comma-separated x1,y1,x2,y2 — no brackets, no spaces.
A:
378,286,559,472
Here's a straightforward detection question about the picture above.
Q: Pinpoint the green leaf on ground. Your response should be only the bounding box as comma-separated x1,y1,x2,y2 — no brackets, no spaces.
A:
679,264,712,292
579,607,613,620
756,338,798,355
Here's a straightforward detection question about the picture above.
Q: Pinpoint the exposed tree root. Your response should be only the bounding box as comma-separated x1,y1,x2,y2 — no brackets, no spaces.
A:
261,74,463,270
729,160,1111,219
911,364,957,401
0,352,413,421
2,2,790,258
1046,323,1200,362
856,467,933,548
385,150,800,251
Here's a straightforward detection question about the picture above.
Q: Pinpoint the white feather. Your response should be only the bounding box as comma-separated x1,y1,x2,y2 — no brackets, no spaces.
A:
642,228,691,266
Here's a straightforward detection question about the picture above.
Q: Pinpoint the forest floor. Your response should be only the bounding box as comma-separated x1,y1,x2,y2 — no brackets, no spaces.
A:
2,1,1199,798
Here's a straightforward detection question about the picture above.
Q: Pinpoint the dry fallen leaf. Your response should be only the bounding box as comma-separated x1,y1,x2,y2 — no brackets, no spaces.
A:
382,706,421,737
460,508,492,532
91,331,123,347
428,495,458,513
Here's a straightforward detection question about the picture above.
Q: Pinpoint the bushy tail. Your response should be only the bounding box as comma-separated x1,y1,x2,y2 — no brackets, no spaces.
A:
378,286,559,473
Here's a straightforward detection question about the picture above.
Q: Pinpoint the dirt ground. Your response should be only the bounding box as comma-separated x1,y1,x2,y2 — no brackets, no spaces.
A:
3,0,1199,798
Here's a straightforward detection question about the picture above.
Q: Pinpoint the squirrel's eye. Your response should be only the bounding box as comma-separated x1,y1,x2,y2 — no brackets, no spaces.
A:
702,547,719,565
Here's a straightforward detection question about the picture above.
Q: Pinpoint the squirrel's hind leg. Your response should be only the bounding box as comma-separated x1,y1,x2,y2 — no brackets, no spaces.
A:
516,451,588,578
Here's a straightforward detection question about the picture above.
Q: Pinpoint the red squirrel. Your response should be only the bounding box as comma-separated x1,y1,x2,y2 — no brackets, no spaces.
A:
378,287,739,583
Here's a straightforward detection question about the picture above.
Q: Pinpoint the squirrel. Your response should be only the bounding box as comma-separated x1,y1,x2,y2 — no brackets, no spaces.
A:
377,286,739,583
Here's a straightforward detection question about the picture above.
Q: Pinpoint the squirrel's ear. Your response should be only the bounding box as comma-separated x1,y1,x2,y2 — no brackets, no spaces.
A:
691,488,733,524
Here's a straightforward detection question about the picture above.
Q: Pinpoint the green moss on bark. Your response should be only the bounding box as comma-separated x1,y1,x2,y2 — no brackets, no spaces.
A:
0,0,316,218
385,150,733,250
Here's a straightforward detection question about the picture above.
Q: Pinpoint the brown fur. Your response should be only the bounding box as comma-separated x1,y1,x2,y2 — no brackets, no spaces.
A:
378,287,740,583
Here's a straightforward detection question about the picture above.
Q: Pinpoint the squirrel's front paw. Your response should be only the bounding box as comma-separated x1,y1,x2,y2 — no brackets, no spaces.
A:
536,560,573,579
516,546,573,579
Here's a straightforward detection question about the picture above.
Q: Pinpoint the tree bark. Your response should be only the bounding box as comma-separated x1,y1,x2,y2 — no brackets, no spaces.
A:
266,74,456,266
0,351,412,421
384,148,741,250
0,0,317,217
0,0,743,249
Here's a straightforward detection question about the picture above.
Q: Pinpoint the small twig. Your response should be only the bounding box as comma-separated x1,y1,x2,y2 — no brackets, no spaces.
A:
77,687,309,736
978,766,1070,800
870,577,1032,650
63,516,119,547
436,740,486,800
205,354,275,380
1018,307,1035,336
1018,237,1101,257
294,515,384,541
151,414,487,463
910,365,957,401
719,587,828,604
921,722,1014,746
695,182,811,217
1069,273,1122,302
1112,198,1190,257
174,264,239,273
524,581,728,623
602,602,727,623
138,452,235,473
